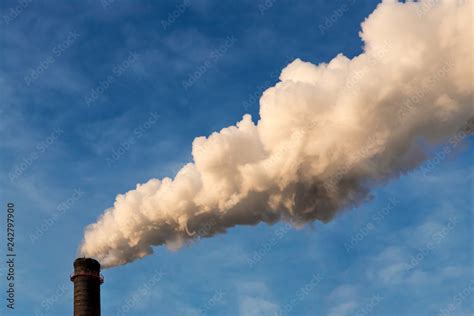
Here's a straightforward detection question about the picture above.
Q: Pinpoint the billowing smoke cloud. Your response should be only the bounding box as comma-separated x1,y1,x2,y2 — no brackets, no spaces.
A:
80,0,473,268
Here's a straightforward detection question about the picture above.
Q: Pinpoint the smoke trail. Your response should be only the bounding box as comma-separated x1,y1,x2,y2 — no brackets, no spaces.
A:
80,0,473,268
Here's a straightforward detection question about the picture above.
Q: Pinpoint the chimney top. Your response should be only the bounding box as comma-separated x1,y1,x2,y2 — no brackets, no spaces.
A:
73,258,100,273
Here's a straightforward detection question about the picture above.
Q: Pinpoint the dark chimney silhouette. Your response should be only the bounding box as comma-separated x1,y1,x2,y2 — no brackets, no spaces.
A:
71,258,103,316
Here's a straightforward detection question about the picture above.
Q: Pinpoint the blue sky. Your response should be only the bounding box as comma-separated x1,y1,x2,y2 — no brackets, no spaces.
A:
0,0,472,315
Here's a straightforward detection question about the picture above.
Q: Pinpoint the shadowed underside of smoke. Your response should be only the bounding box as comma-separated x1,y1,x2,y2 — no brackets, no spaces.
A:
79,0,473,268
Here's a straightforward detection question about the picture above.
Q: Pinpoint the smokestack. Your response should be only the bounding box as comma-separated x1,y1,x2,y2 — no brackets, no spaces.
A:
70,258,103,316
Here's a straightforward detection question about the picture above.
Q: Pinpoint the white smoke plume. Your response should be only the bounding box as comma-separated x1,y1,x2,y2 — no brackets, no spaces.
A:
80,0,473,268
